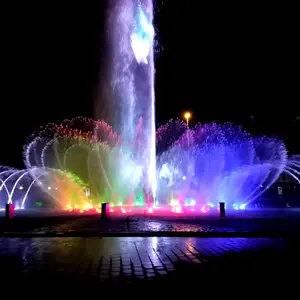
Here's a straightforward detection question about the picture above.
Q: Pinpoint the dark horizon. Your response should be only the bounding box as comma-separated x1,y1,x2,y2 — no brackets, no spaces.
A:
1,2,299,168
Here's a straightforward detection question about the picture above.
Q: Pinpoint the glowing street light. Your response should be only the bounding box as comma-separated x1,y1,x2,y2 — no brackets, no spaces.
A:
184,112,191,126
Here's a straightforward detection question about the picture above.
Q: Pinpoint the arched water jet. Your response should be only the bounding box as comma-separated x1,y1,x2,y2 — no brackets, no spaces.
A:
8,169,34,204
285,156,300,183
0,178,10,199
0,169,26,193
21,173,45,208
41,139,55,168
19,167,90,210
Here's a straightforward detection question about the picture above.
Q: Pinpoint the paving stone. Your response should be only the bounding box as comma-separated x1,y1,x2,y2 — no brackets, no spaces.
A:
0,236,296,287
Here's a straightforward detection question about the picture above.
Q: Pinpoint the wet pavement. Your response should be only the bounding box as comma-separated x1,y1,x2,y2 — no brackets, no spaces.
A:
31,217,234,234
2,215,300,235
1,236,298,291
1,208,300,235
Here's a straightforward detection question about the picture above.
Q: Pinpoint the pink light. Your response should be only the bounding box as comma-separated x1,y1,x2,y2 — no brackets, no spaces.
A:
200,205,206,212
50,203,222,217
172,205,182,213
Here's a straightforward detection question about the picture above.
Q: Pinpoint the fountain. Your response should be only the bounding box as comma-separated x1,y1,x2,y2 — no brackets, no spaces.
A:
1,117,297,215
156,119,288,212
1,1,299,215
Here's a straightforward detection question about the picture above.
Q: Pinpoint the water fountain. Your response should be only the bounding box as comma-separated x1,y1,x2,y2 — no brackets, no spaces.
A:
156,119,288,212
1,116,297,215
1,1,299,215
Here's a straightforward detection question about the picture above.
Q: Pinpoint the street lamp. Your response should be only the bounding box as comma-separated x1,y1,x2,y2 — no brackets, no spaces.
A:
184,112,191,127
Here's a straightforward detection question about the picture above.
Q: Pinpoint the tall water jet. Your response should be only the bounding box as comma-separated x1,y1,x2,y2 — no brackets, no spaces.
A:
104,0,156,201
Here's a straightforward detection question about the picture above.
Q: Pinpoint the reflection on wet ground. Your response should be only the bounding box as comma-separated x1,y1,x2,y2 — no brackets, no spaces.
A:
2,208,300,234
0,236,296,290
1,210,299,291
30,218,235,233
130,220,221,232
30,216,300,234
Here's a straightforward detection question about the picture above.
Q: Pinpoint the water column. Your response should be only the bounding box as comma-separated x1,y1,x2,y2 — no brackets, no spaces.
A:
105,0,156,202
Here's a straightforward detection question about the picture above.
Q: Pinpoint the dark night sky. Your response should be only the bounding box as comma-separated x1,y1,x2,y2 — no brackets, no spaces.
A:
1,1,299,168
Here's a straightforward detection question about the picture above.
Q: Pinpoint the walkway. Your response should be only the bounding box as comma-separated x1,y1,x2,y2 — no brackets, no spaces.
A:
1,236,297,290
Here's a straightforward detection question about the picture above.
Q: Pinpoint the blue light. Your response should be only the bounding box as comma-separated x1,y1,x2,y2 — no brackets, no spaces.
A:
184,198,196,206
239,204,246,210
233,203,246,210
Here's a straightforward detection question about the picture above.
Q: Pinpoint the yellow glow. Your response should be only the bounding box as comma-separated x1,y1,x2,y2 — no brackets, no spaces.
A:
184,112,191,119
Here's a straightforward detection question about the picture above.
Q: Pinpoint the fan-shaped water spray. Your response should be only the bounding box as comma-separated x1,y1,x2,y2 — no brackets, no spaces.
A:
0,118,296,215
1,0,298,215
285,155,300,183
0,117,291,215
156,120,288,211
23,117,147,210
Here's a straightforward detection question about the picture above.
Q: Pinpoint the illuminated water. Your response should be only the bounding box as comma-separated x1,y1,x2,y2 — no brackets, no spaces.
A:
1,1,299,215
105,0,156,200
156,120,289,211
1,118,297,215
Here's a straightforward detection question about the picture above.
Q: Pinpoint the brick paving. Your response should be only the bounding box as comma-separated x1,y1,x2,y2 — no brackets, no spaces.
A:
1,215,234,233
1,210,300,291
3,208,300,234
0,236,295,290
2,208,300,235
12,217,300,234
31,217,232,233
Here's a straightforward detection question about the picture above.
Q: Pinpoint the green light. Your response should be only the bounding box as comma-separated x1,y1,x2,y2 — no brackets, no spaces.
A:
135,192,144,206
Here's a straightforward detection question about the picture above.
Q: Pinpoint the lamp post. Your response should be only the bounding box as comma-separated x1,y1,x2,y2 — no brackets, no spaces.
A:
184,112,191,127
184,112,192,175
